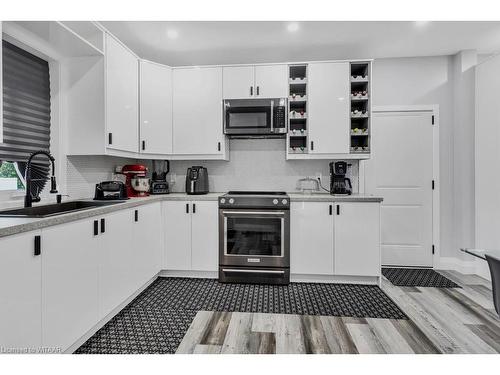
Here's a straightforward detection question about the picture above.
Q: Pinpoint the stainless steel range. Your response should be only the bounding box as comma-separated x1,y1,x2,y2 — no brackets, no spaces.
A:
218,191,290,285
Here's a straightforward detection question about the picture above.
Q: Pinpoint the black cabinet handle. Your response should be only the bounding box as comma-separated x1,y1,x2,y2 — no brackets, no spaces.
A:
108,132,112,145
142,140,145,151
336,205,340,215
186,203,189,214
193,203,196,214
329,205,333,215
310,141,314,151
94,220,99,236
34,235,41,256
100,218,105,233
256,86,260,96
250,86,253,96
135,209,138,222
218,142,221,152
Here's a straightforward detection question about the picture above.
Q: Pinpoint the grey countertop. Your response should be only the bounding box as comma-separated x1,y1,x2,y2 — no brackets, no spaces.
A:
0,191,382,239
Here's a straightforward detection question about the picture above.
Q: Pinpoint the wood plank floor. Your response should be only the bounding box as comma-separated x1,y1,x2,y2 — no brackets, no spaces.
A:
176,270,500,354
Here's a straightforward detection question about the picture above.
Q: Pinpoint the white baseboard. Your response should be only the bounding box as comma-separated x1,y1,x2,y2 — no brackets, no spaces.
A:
159,270,218,279
437,256,491,280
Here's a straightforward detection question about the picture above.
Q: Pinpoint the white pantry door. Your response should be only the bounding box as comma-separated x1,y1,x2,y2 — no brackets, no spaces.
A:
364,110,434,267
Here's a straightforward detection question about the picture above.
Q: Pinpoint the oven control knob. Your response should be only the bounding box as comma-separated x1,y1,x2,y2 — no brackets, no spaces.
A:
220,198,226,204
282,199,288,205
229,198,235,204
273,199,278,205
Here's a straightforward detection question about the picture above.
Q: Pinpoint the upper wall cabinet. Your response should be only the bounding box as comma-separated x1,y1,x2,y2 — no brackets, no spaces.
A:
173,67,227,158
308,62,350,155
105,34,139,153
223,64,287,99
139,61,173,155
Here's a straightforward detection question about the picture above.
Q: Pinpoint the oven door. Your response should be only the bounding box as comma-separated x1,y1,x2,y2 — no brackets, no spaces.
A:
219,209,290,268
224,99,274,135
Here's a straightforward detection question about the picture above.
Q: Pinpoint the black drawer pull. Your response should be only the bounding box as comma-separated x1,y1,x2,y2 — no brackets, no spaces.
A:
108,132,113,145
193,203,196,214
142,140,145,150
256,86,260,96
135,209,138,222
34,235,41,256
329,205,333,215
250,86,253,96
336,205,340,215
218,142,221,152
94,220,99,236
186,203,189,214
310,141,314,151
100,218,105,233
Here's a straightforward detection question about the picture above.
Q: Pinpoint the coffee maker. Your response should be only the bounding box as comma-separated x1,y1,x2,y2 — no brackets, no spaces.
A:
329,161,352,195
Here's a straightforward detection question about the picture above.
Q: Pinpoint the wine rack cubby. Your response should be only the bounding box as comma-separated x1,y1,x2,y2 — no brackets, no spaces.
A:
350,62,371,154
288,64,308,153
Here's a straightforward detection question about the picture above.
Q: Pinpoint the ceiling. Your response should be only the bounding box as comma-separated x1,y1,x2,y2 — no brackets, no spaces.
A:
100,21,500,66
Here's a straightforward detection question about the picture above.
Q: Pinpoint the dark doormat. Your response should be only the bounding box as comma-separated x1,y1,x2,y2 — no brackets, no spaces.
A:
382,267,461,288
76,277,408,354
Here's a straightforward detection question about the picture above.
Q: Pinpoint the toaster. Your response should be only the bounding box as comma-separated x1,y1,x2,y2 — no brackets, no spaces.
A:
94,181,128,200
185,166,209,195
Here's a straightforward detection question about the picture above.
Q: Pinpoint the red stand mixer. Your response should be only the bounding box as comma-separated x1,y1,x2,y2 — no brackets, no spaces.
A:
121,164,150,197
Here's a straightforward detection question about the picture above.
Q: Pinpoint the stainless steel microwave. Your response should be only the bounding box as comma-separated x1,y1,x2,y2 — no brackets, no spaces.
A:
223,98,287,137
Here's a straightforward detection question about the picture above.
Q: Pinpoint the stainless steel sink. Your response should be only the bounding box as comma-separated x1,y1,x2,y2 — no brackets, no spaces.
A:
0,200,124,218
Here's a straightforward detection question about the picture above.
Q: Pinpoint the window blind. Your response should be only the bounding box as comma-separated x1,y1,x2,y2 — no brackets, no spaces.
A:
1,40,52,193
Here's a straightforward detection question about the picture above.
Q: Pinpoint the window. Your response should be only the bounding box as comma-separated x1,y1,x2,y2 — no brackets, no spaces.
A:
1,40,51,194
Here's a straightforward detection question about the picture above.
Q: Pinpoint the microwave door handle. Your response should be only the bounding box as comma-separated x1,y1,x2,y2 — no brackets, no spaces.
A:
270,100,274,133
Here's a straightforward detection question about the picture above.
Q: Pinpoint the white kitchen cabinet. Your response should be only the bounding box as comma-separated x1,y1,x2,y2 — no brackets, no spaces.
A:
191,201,218,271
0,231,42,349
164,200,218,272
334,202,380,276
140,61,173,155
223,64,287,99
308,62,350,154
223,65,255,99
172,67,225,156
254,65,288,98
164,201,192,270
290,202,334,275
131,203,163,285
42,218,100,351
105,34,139,153
99,210,134,318
0,21,3,143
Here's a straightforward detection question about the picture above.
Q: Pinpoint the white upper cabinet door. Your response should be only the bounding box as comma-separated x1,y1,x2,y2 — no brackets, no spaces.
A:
132,203,163,285
163,201,192,270
99,210,134,319
0,231,42,349
172,67,224,155
105,34,139,153
191,201,218,271
334,203,380,277
140,61,173,155
254,65,288,98
290,202,334,275
222,65,255,99
308,62,350,154
42,219,100,351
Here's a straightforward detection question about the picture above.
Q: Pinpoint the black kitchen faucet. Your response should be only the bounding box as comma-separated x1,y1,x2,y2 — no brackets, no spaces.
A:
24,150,58,208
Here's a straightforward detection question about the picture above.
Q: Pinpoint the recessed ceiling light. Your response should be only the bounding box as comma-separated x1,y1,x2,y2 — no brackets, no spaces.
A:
287,22,299,32
414,21,430,28
166,29,179,39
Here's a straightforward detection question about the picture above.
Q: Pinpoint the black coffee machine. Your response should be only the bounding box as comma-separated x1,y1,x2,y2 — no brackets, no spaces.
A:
330,161,352,195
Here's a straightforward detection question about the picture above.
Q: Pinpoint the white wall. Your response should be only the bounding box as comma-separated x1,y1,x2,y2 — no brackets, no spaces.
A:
372,56,456,259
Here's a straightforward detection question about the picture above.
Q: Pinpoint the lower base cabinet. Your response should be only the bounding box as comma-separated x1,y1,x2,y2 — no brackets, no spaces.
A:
0,231,42,350
334,202,380,276
42,219,100,351
291,202,334,275
290,201,380,278
164,200,218,272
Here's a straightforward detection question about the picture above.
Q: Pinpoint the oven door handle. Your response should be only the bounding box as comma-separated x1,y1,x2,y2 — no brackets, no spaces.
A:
221,210,286,217
221,268,285,275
